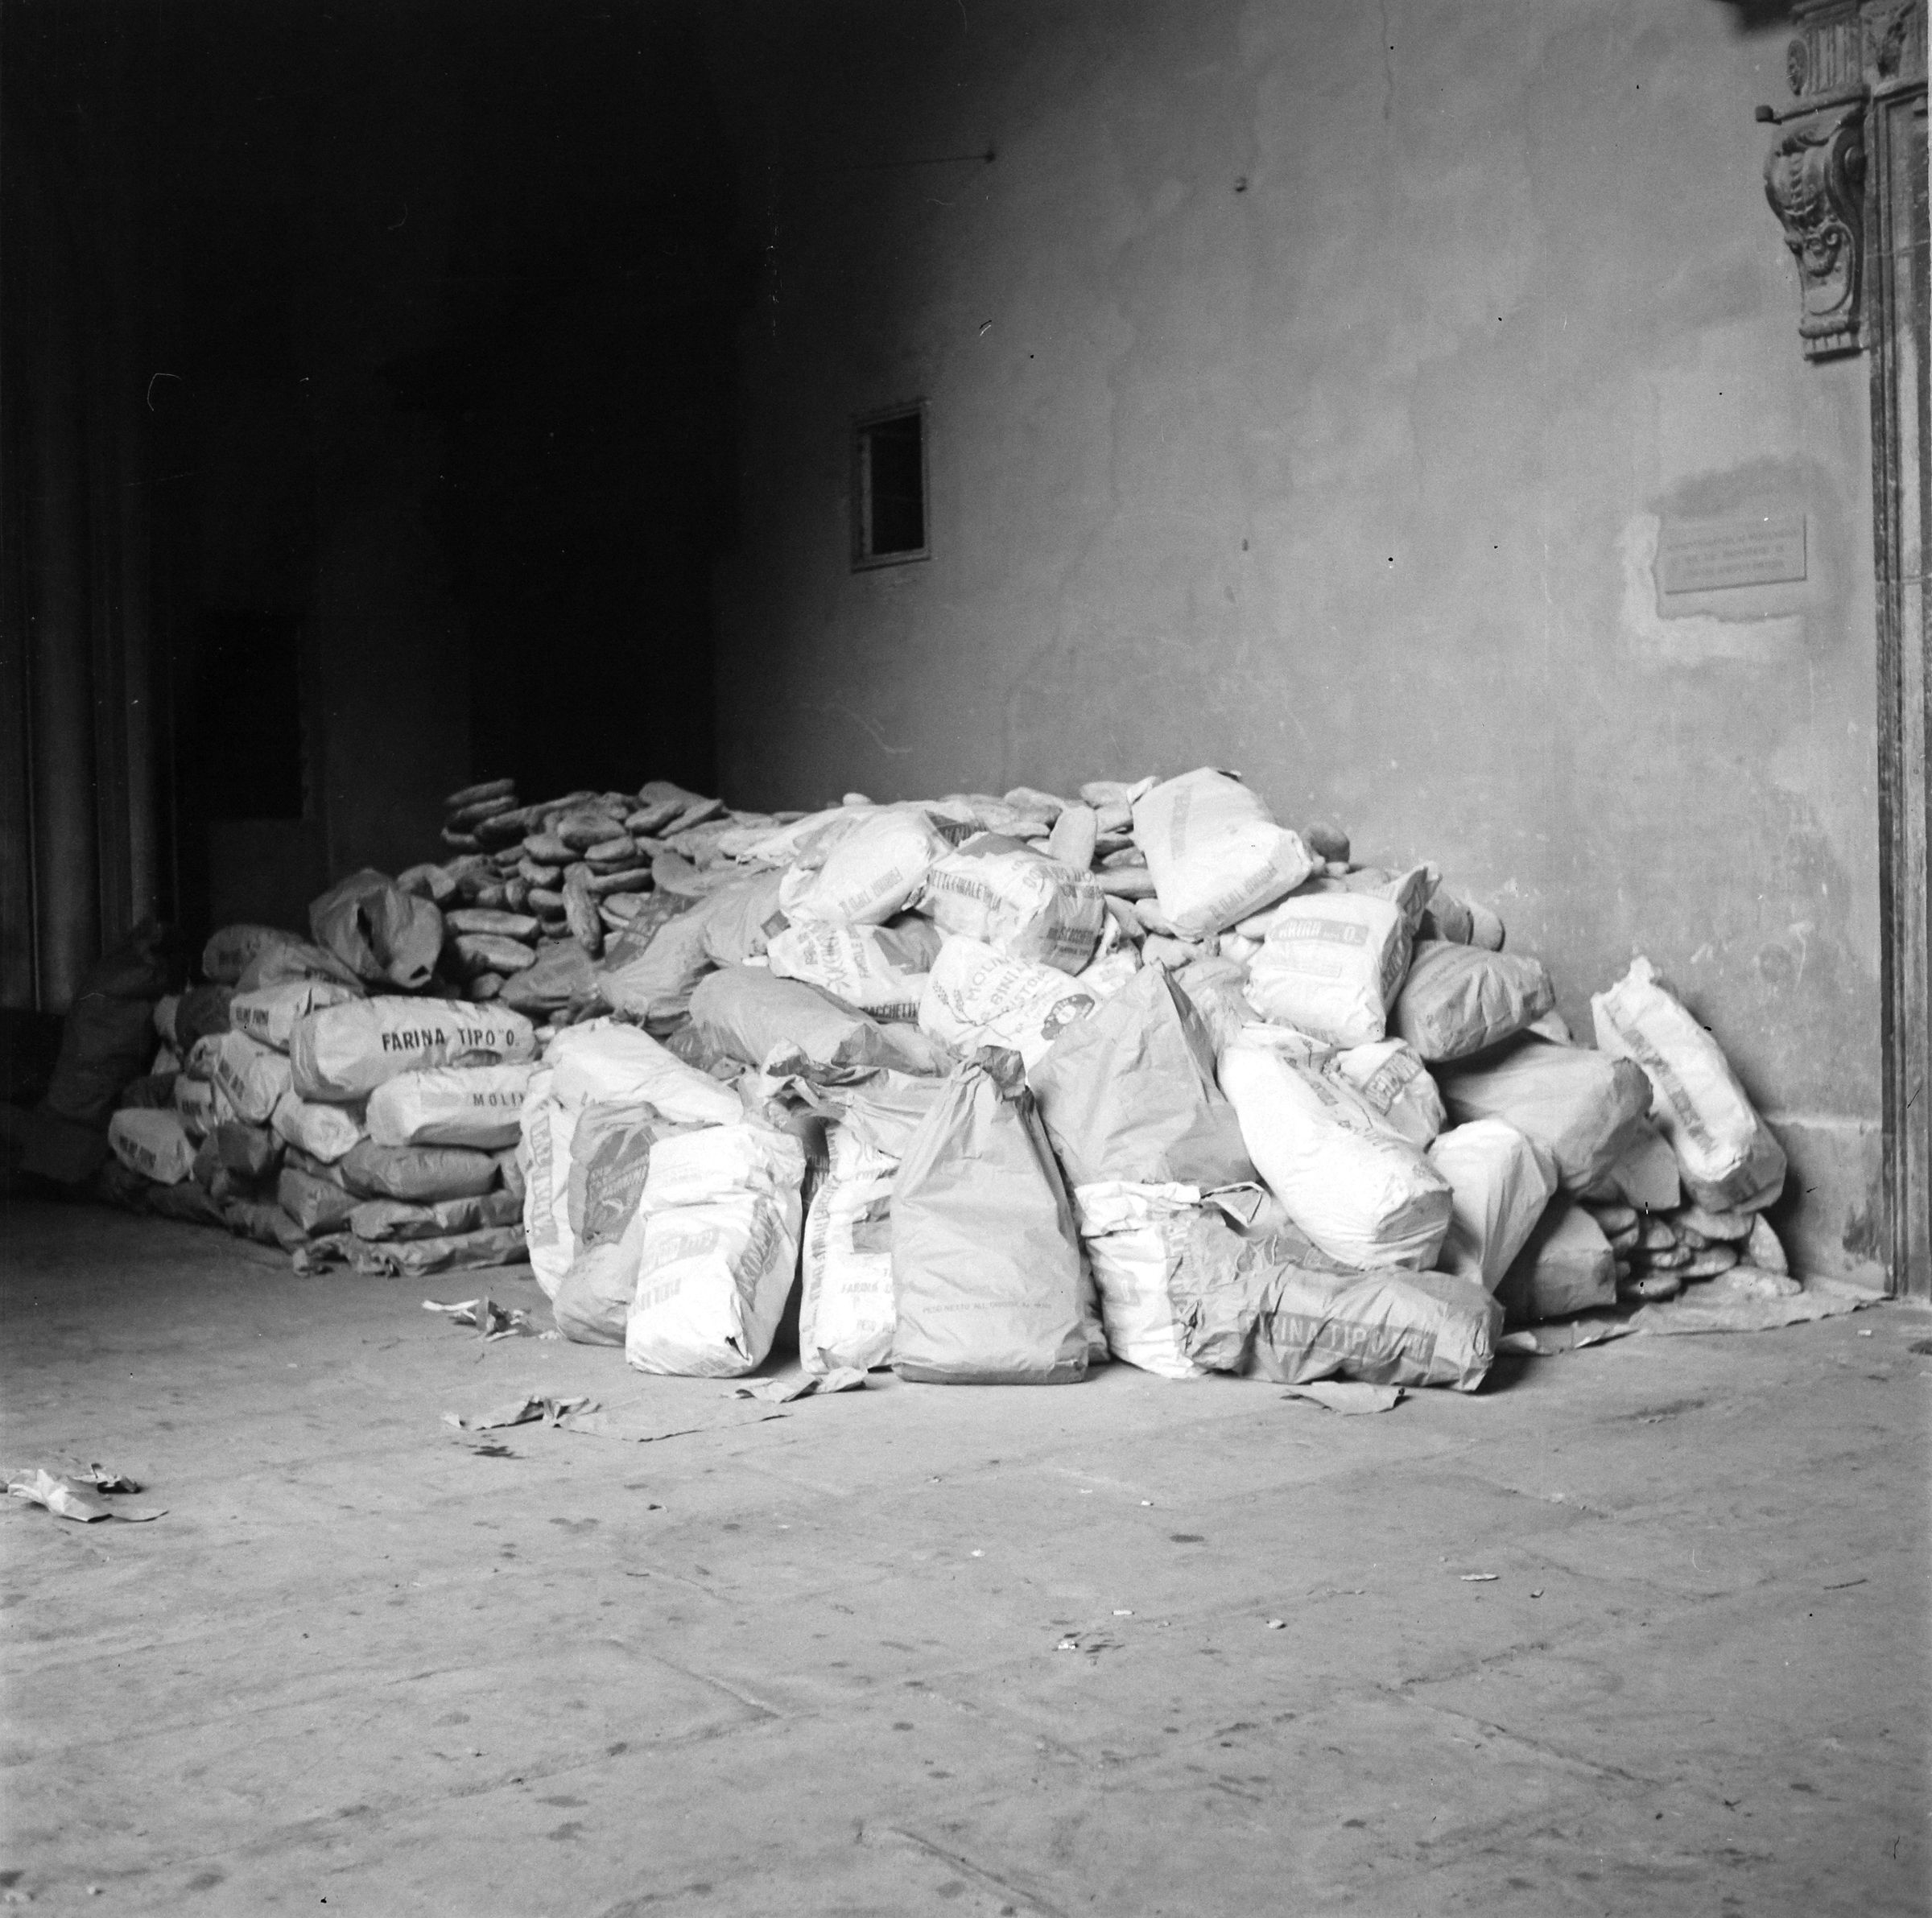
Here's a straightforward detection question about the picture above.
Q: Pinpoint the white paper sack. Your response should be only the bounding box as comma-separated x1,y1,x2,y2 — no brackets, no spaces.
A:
626,1190,803,1377
782,807,949,925
291,998,535,1103
637,1124,806,1211
624,1122,807,1372
212,1029,295,1125
519,1068,580,1300
366,1062,536,1150
543,1019,742,1124
799,1129,898,1375
172,1072,233,1141
229,978,358,1053
270,1090,363,1162
766,922,927,1020
1247,893,1412,1046
1590,957,1786,1211
1331,1038,1447,1149
919,936,1114,1071
1132,769,1316,936
1426,1120,1558,1291
1220,1039,1452,1271
920,837,1106,973
108,1107,196,1186
1073,1182,1214,1379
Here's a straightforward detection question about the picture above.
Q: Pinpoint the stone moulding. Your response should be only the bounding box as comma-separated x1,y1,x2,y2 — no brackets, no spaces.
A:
1763,108,1867,358
1755,0,1925,361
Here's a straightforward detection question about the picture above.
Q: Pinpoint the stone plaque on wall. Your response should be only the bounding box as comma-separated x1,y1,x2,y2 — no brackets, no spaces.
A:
1657,514,1808,593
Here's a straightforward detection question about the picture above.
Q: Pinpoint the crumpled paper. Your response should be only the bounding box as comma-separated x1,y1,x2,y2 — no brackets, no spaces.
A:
729,1367,869,1403
6,1466,167,1523
443,1393,592,1434
443,1393,791,1444
423,1296,532,1339
1281,1380,1406,1414
1500,1277,1875,1355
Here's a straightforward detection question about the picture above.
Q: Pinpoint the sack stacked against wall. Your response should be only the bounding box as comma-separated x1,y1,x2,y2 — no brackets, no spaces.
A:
100,760,1794,1380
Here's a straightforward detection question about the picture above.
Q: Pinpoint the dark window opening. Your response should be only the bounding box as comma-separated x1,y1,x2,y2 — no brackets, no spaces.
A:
852,403,928,568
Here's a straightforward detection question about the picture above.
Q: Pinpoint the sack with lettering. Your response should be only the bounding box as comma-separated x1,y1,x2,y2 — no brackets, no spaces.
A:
1132,769,1316,937
544,1019,742,1125
107,1107,196,1186
290,998,535,1103
1327,1038,1446,1149
172,1070,234,1142
918,936,1117,1073
548,1101,705,1343
1071,1181,1256,1379
1247,893,1414,1046
210,1029,295,1126
918,833,1105,974
365,1062,536,1150
1589,956,1785,1211
1219,1037,1452,1270
270,1090,364,1163
229,977,359,1054
625,1124,807,1376
781,806,951,926
798,1124,900,1376
765,917,941,1021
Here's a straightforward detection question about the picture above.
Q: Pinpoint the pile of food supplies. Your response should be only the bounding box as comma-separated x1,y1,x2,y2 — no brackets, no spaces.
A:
93,766,1796,1396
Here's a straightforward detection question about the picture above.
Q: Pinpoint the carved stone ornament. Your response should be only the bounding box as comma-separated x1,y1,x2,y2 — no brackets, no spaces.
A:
1763,108,1867,358
1758,0,1926,359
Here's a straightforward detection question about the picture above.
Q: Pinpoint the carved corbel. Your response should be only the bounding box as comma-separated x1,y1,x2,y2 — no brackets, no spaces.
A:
1763,106,1867,359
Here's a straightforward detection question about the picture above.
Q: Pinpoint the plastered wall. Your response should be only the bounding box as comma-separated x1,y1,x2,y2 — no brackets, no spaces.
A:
711,0,1885,1277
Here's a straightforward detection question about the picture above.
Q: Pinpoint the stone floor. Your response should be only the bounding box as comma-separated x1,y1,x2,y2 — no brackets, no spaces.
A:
1,1198,1926,1916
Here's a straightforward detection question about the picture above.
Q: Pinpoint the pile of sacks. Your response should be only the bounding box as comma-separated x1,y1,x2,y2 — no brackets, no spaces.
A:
101,885,540,1275
395,777,771,1016
98,765,1795,1392
496,766,1792,1393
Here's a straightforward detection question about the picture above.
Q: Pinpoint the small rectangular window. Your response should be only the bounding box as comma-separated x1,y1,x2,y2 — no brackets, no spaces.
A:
852,402,929,568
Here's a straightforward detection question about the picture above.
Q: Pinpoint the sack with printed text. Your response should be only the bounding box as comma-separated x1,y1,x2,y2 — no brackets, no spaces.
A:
365,1062,535,1150
1246,891,1414,1047
919,936,1133,1073
782,807,951,926
1589,956,1785,1211
765,917,941,1021
1132,769,1316,937
1219,1035,1452,1271
291,998,535,1103
918,833,1105,974
625,1125,807,1376
799,1122,900,1374
230,977,360,1054
1073,1181,1258,1379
